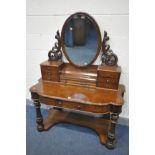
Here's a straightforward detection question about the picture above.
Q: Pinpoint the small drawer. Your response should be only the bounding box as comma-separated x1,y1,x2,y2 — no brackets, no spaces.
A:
97,82,118,89
59,101,85,111
44,71,58,76
97,77,118,84
39,97,57,106
41,67,59,74
57,101,85,111
41,65,59,72
41,66,60,81
42,74,59,81
40,97,64,107
97,71,120,79
41,66,52,72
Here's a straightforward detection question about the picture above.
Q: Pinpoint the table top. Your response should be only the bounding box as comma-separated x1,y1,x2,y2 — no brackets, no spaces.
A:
30,79,125,106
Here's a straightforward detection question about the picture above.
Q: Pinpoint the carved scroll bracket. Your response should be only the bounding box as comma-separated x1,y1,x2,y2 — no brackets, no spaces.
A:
48,30,62,61
101,31,118,66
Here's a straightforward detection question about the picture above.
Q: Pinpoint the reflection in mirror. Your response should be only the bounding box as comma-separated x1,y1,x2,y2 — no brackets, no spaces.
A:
64,14,98,66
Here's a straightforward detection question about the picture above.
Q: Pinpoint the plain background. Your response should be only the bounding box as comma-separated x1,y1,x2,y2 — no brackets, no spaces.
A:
26,0,129,119
0,0,155,155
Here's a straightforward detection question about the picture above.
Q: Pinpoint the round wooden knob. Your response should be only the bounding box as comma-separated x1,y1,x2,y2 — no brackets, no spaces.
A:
77,105,81,109
58,102,62,106
113,115,119,120
106,80,110,83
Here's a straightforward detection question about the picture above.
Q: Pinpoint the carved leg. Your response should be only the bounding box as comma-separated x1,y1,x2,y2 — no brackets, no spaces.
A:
106,113,119,149
33,99,44,131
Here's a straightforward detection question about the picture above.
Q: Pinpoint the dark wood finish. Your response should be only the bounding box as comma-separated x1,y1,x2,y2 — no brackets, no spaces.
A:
106,113,119,149
61,12,102,68
29,12,125,150
48,30,62,61
31,92,44,131
102,31,118,66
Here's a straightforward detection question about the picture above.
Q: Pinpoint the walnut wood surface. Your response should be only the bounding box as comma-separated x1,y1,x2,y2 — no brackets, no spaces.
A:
60,63,97,86
30,80,125,106
40,60,121,89
30,61,125,149
43,108,110,147
30,12,125,149
30,17,125,149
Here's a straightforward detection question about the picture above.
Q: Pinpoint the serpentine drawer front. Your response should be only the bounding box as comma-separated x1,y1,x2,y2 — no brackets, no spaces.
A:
39,96,112,114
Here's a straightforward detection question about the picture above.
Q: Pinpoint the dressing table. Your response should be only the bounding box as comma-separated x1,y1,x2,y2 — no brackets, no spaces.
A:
30,12,125,149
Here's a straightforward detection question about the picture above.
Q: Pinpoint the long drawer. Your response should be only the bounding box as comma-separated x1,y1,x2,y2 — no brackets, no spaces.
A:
39,96,110,114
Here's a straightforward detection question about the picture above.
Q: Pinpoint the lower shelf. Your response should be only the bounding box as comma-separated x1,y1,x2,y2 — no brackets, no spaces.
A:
43,108,113,148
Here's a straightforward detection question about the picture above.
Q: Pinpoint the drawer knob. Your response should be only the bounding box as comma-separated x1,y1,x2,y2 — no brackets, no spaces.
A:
106,80,110,83
77,105,81,109
58,102,62,106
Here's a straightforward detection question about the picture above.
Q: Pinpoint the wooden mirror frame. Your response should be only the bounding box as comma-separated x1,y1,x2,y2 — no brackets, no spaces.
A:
61,12,102,68
48,12,118,67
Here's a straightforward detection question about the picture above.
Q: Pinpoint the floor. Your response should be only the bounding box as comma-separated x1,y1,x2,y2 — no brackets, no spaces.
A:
26,105,129,155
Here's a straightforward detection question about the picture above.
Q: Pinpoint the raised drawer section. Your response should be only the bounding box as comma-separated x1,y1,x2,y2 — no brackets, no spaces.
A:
97,65,121,89
41,66,59,81
40,60,64,82
39,97,110,114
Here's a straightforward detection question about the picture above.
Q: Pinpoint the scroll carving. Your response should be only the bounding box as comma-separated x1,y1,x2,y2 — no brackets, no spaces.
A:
48,30,62,61
101,31,118,66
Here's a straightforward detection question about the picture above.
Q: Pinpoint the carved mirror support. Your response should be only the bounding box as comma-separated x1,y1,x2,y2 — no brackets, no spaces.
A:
101,31,118,66
48,30,62,61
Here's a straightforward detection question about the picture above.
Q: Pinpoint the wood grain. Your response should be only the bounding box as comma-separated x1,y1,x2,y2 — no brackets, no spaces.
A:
43,108,110,147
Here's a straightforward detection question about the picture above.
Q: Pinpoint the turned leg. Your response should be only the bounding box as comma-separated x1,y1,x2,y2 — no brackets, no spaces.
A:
106,113,119,149
33,99,44,131
53,106,63,111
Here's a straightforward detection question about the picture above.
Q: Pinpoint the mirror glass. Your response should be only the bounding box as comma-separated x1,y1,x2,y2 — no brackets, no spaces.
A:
62,13,100,67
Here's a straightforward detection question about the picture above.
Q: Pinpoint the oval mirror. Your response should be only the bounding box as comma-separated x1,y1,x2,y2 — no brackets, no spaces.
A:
61,12,102,67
